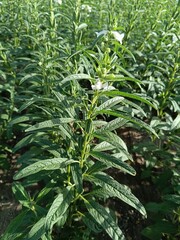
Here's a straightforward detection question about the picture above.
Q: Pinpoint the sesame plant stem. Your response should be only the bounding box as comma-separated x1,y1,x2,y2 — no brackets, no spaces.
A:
80,92,99,169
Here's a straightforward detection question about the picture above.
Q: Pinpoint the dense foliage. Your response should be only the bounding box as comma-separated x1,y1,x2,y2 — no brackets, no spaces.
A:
0,0,179,239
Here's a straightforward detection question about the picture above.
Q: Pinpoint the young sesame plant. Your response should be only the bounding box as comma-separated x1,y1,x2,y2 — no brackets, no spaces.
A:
0,0,179,240
2,25,159,239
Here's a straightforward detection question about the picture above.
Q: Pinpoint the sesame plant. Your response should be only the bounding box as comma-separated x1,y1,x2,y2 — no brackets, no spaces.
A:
1,0,158,237
2,24,160,239
0,0,179,240
122,1,180,239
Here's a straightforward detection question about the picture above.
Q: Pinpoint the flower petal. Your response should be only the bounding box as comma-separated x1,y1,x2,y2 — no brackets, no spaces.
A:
92,80,103,90
112,31,124,44
95,30,108,38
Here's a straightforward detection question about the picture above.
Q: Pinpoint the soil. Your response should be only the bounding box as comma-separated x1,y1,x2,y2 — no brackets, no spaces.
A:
0,155,22,237
0,128,157,239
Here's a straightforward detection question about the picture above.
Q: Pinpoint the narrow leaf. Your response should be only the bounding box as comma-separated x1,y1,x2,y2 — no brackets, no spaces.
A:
20,73,41,85
86,161,107,175
97,110,158,137
14,158,77,180
104,75,142,84
95,96,124,112
171,114,180,130
90,151,136,175
71,163,83,194
18,97,56,113
85,200,125,240
13,132,45,152
60,74,91,85
25,118,74,132
93,131,131,160
93,141,115,152
2,210,29,240
45,186,73,231
27,217,46,240
12,182,31,208
121,99,147,117
82,212,103,233
102,91,156,109
8,115,40,126
95,118,127,133
86,173,146,216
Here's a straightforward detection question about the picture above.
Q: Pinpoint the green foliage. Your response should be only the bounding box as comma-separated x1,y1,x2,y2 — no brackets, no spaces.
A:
0,0,179,239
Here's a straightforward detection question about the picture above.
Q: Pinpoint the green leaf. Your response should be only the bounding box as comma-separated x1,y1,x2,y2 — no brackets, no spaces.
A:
18,97,56,113
104,75,142,85
85,200,125,240
0,70,6,80
93,141,115,152
36,139,61,158
13,132,45,152
82,212,103,233
13,158,77,180
25,118,74,132
92,120,108,128
95,131,128,151
8,115,40,127
2,210,29,240
95,118,127,133
93,131,132,160
95,96,124,112
85,173,146,216
102,91,156,109
121,99,147,117
45,186,73,231
141,221,177,240
86,161,107,175
58,124,72,139
171,114,180,130
60,74,91,85
18,98,36,113
90,151,136,175
12,182,31,208
55,209,69,228
20,73,41,85
77,23,88,31
36,182,55,203
163,194,180,205
97,110,158,137
116,65,136,79
71,163,83,194
27,217,46,240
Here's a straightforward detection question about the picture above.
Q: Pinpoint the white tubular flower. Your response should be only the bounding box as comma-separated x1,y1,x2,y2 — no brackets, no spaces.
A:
91,80,115,91
111,31,124,44
91,80,103,90
95,30,108,38
54,0,62,4
103,83,115,91
172,34,178,43
81,4,92,13
95,30,124,44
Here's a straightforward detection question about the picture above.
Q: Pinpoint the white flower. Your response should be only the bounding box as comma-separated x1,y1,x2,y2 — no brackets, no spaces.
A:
91,80,103,90
54,0,62,4
103,83,115,91
91,80,115,91
95,30,124,44
81,4,92,13
0,2,2,5
95,30,108,38
111,31,124,44
172,34,178,43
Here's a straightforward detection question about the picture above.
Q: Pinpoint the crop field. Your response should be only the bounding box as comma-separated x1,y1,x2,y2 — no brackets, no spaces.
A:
0,0,179,239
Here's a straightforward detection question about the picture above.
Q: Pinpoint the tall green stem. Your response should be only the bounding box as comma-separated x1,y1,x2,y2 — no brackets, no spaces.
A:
80,92,99,168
